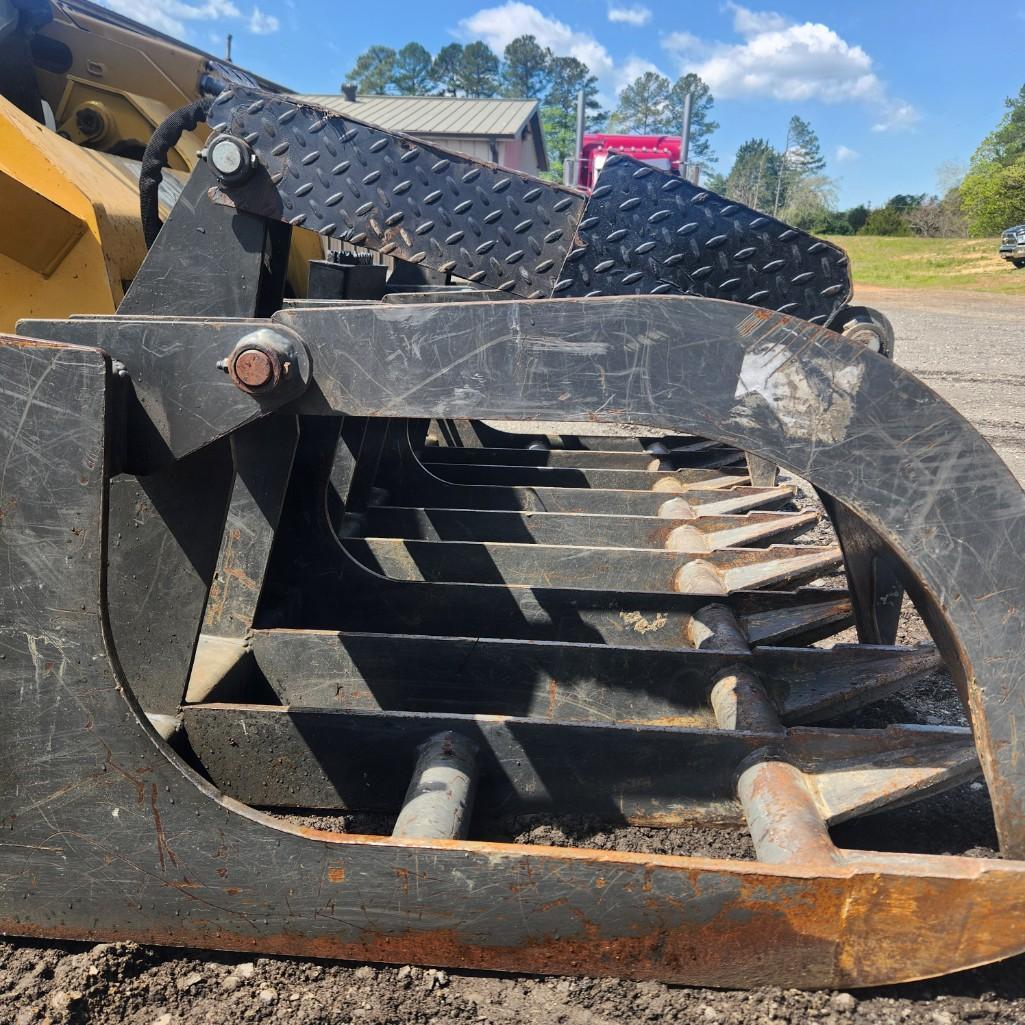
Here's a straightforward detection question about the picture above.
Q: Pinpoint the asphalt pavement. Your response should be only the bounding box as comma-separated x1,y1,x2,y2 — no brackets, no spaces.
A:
859,287,1025,481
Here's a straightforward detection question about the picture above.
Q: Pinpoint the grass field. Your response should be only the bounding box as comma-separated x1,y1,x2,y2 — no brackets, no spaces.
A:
822,234,1025,294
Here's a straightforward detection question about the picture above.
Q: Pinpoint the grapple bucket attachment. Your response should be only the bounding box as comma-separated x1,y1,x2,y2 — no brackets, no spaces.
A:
3,90,1025,990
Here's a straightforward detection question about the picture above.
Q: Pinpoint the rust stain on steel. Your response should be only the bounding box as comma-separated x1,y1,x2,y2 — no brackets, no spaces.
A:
7,862,1025,988
233,349,275,388
204,527,259,630
644,523,677,547
149,783,178,872
546,679,558,718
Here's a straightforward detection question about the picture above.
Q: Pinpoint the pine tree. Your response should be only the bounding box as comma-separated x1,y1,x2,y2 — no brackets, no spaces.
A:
773,115,825,214
665,73,718,166
347,45,398,94
610,72,671,134
501,35,551,99
456,41,500,98
786,116,825,176
546,56,601,113
719,138,782,210
431,43,464,96
392,42,435,95
542,56,604,180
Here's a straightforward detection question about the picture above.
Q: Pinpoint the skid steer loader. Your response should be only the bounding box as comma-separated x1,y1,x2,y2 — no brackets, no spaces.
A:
2,3,1025,993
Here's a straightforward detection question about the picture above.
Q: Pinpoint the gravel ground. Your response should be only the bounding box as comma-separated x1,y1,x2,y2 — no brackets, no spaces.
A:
5,288,1025,1024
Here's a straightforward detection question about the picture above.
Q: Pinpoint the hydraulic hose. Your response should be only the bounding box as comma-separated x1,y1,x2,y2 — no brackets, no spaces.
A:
139,97,213,248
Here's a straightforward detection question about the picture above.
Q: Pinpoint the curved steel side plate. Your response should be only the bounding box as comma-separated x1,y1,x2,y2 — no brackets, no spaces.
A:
2,298,1025,987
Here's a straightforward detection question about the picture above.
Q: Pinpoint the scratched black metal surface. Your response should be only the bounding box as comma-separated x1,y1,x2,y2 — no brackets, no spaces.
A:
555,154,851,322
207,87,586,297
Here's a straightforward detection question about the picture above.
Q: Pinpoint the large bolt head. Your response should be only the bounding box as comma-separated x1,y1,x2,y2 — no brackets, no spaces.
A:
207,133,256,187
221,329,304,400
233,348,275,389
75,105,106,140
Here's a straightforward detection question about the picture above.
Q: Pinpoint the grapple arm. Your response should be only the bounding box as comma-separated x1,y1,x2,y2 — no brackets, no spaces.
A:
3,90,1025,990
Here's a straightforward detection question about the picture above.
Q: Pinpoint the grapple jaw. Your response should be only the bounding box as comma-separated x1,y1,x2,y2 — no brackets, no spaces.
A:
2,90,1024,989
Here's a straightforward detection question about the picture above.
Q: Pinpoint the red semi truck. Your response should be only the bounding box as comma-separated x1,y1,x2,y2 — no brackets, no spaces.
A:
570,134,698,191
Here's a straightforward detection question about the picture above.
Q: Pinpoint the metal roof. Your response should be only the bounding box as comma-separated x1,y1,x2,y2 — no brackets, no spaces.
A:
297,94,539,140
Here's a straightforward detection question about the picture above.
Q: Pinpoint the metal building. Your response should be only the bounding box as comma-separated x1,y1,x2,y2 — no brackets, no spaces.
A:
298,91,549,175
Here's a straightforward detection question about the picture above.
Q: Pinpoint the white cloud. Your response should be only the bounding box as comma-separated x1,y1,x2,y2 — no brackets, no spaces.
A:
95,0,241,39
460,3,614,83
727,2,788,36
458,2,662,100
608,4,651,26
872,100,920,132
662,30,703,55
617,55,663,86
663,4,918,130
248,5,278,33
834,144,859,162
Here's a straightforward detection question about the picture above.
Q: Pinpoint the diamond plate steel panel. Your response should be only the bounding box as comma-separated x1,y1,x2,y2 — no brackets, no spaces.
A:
555,154,851,323
207,88,586,298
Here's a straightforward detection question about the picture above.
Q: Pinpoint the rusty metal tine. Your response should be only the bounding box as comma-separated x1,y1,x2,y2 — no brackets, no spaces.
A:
744,452,779,488
362,507,818,553
422,462,749,492
419,446,741,471
345,537,841,595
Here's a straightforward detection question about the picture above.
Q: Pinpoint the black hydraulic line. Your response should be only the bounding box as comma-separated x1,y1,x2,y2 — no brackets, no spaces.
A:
139,97,212,248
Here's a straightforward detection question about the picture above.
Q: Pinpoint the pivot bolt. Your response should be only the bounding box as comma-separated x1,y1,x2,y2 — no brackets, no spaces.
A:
233,348,275,389
219,329,300,398
75,105,107,140
206,133,257,187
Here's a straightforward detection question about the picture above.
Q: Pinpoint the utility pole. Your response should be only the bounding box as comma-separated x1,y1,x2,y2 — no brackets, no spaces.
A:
565,89,586,187
225,33,233,63
679,90,693,182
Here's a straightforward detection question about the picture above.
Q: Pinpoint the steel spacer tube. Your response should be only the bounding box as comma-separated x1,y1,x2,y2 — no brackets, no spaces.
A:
688,602,750,651
737,758,842,865
711,667,783,733
392,731,479,841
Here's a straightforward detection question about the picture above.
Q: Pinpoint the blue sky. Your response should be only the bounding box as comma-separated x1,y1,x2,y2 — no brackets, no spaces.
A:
101,0,1020,207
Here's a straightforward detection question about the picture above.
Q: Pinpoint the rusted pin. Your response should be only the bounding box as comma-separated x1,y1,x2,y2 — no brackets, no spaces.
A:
737,758,842,865
691,605,784,731
392,731,479,841
693,602,841,862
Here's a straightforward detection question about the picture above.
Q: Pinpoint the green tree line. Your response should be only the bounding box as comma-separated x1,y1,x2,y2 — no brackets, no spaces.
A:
960,85,1025,235
347,37,822,211
348,37,1025,234
346,38,717,179
813,86,1025,239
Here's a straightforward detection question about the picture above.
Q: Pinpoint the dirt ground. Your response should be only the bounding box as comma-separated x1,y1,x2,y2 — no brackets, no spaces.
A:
5,288,1025,1024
